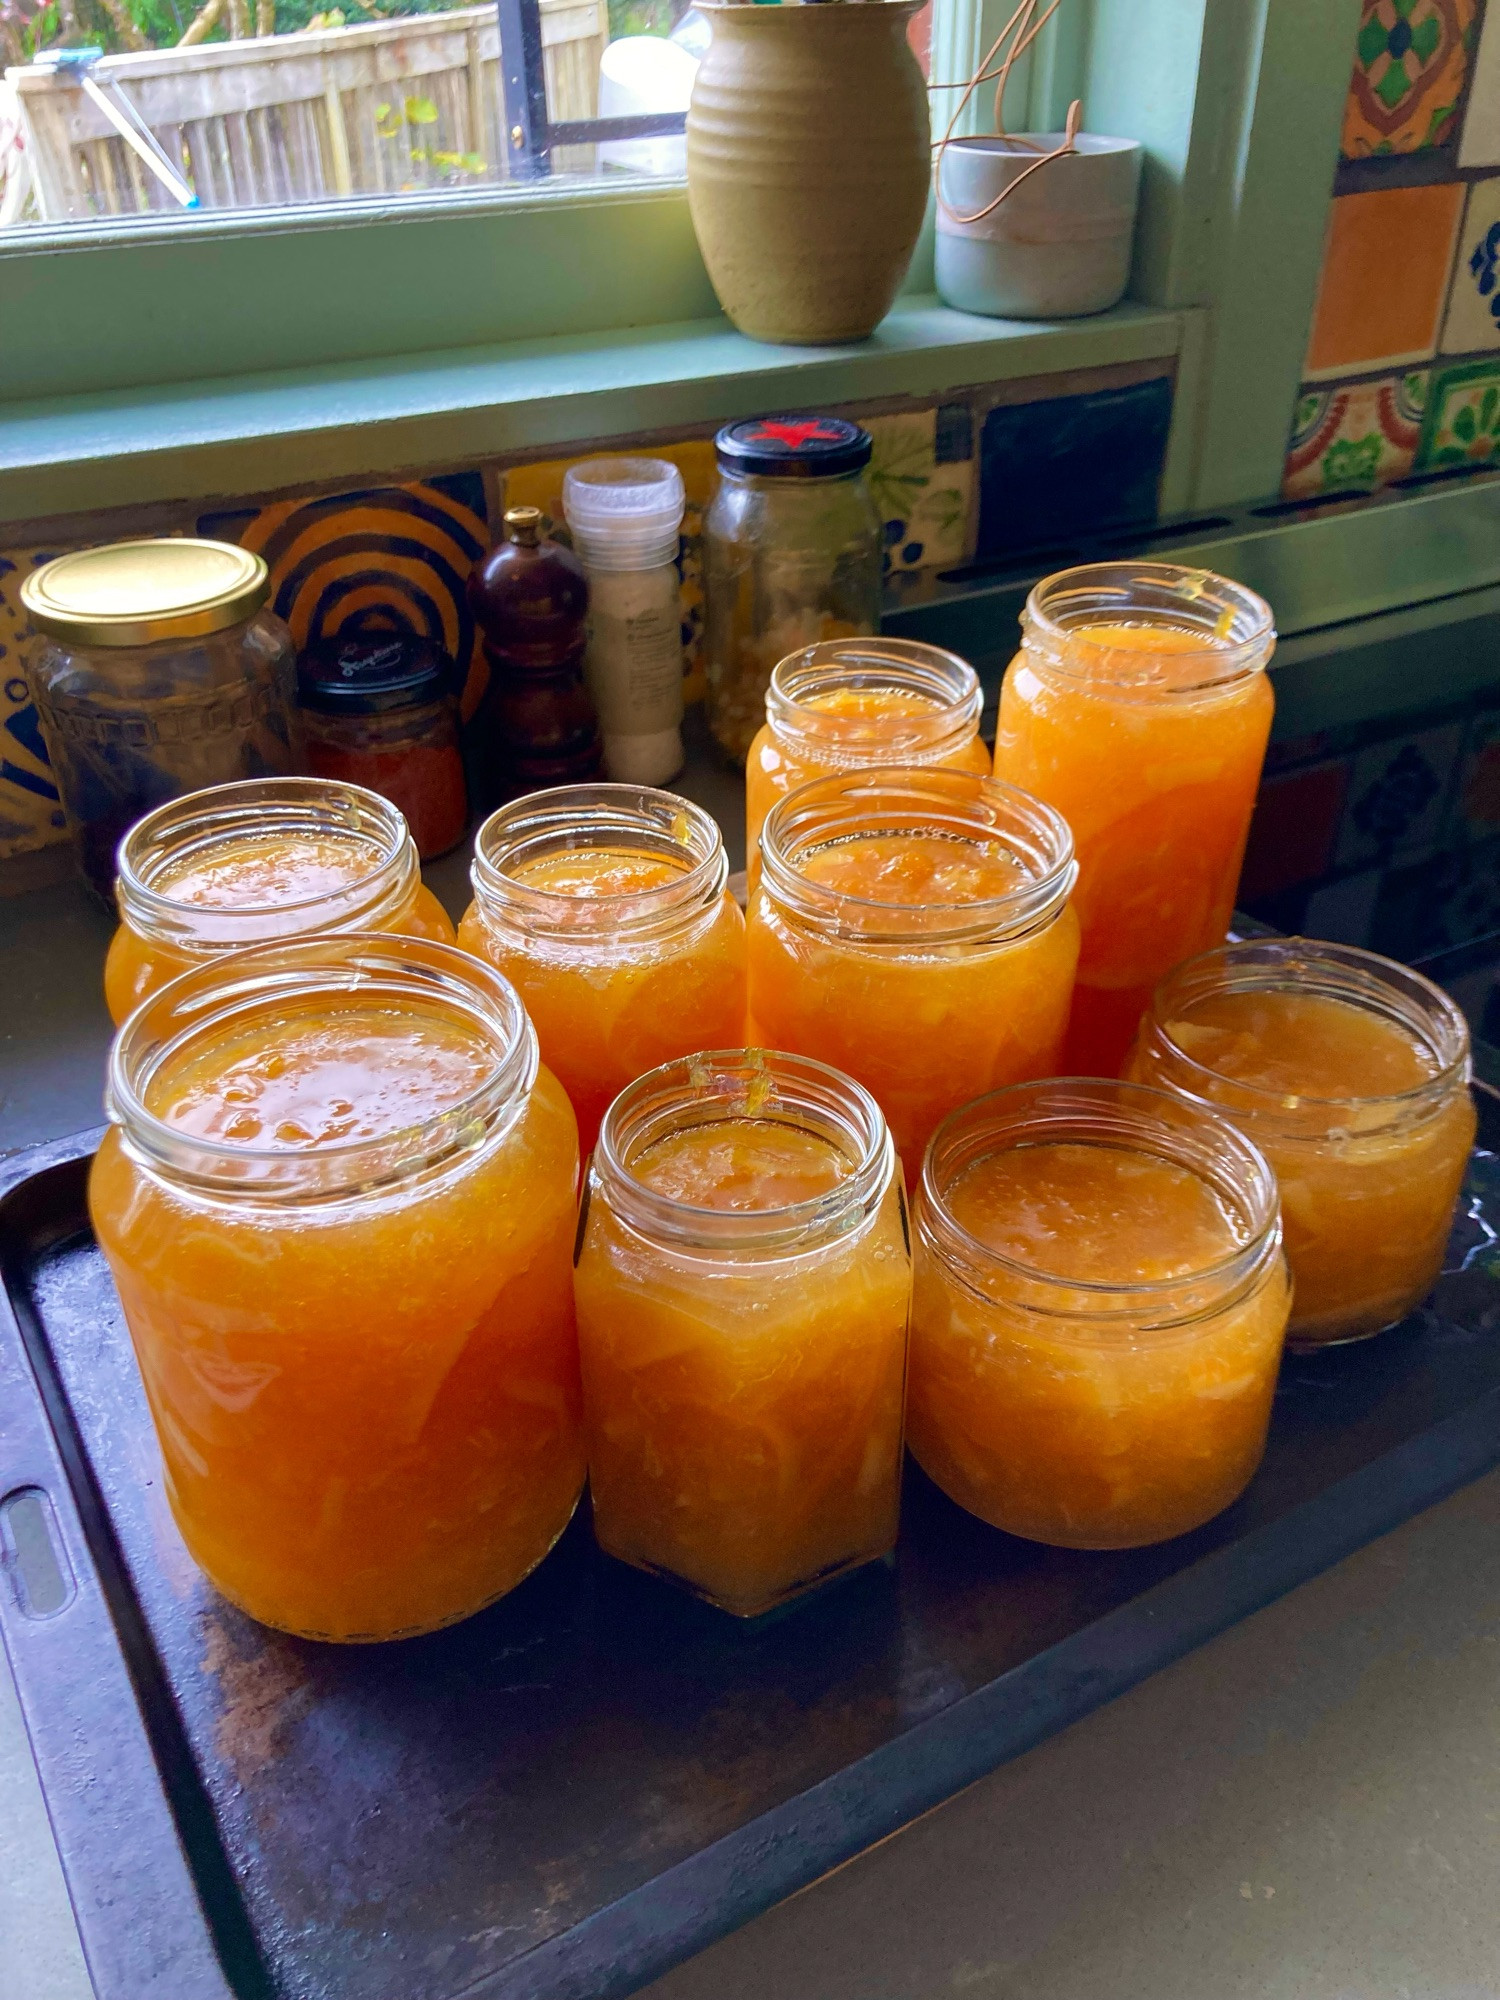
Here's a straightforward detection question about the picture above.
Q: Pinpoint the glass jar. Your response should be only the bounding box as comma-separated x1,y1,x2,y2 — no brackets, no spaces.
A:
1127,939,1477,1348
703,417,884,763
744,637,989,890
573,1049,910,1616
747,769,1079,1175
21,539,301,900
457,785,747,1153
909,1079,1291,1549
103,777,457,1026
89,935,585,1641
993,561,1276,1077
297,634,468,860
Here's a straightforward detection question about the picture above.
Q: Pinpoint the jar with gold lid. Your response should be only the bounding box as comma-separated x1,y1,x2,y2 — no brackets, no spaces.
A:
21,538,301,898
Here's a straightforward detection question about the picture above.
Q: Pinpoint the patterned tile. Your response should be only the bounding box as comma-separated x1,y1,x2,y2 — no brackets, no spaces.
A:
975,375,1173,562
1303,866,1384,949
1454,706,1500,835
1342,0,1477,157
1442,173,1500,352
1282,371,1428,497
866,404,976,578
1305,184,1464,379
1336,720,1464,866
1238,760,1352,903
1414,353,1500,468
200,472,491,720
0,547,68,862
1370,830,1500,957
1459,0,1500,162
502,440,717,705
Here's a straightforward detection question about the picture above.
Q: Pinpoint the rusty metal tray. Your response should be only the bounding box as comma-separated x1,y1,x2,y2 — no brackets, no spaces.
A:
3,1081,1499,2000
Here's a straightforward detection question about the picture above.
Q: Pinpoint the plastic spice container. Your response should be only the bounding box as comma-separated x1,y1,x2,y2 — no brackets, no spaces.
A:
1127,939,1476,1348
573,1049,910,1616
703,417,883,763
103,776,456,1025
296,634,468,860
457,785,747,1152
21,539,301,900
89,935,585,1641
744,636,988,889
747,768,1079,1175
909,1079,1291,1549
993,561,1276,1077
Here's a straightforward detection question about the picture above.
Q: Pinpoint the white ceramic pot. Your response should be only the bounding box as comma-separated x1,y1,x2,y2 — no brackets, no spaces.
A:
935,133,1142,320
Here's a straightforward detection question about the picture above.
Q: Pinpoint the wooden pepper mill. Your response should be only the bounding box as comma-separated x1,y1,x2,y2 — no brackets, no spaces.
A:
467,504,603,803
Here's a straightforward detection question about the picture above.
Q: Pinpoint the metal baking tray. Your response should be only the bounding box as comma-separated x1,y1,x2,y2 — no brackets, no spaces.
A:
2,1075,1499,2000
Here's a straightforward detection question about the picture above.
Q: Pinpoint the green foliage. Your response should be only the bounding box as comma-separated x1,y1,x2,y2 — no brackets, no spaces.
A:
606,0,686,40
20,0,474,54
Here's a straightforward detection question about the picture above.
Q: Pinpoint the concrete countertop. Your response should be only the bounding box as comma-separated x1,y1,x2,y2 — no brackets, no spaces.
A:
2,768,1498,2000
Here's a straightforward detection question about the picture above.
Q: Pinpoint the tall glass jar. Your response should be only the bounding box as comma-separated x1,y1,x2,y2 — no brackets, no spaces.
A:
573,1049,910,1616
744,636,989,889
910,1079,1291,1549
103,777,456,1025
21,539,301,900
703,417,883,763
747,768,1079,1174
1127,939,1476,1348
993,562,1276,1077
457,785,747,1152
89,935,585,1641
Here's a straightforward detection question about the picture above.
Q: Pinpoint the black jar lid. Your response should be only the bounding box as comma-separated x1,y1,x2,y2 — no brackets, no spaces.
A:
297,634,457,715
714,416,872,479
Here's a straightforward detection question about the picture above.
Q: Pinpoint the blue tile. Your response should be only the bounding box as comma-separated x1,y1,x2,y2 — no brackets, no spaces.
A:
976,376,1173,561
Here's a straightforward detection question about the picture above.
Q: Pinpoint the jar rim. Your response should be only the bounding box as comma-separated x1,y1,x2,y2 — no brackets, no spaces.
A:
758,768,1076,945
593,1048,895,1257
918,1077,1282,1329
115,777,420,951
766,639,982,762
1022,561,1276,691
471,783,728,940
106,935,539,1204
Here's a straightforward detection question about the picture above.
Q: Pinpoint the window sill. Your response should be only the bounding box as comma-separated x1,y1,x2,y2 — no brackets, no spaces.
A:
0,296,1188,526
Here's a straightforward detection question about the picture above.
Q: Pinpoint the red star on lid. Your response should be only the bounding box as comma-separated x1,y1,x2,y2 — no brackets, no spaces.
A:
748,419,846,449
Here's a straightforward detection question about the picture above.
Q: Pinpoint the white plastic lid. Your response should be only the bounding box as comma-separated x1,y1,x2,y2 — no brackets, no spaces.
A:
563,457,686,571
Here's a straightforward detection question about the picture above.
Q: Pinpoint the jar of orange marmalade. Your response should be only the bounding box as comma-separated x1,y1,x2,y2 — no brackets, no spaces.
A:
89,935,585,1641
747,769,1079,1175
573,1050,910,1616
104,776,456,1025
994,562,1276,1077
1128,939,1476,1349
909,1080,1290,1549
457,785,747,1153
743,638,989,889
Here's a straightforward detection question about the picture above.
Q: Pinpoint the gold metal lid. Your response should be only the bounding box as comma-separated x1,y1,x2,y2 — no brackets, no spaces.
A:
21,538,271,647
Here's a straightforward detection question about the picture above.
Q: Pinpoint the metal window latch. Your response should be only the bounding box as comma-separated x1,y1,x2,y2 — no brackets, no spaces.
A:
34,47,199,208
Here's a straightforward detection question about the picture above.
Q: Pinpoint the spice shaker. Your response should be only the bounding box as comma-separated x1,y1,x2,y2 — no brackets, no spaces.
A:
562,457,686,786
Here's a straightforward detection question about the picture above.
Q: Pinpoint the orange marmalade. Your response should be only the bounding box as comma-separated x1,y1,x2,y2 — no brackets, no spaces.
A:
90,936,583,1641
909,1080,1289,1548
744,639,988,888
573,1051,910,1616
458,785,746,1153
1129,940,1476,1346
994,564,1276,1076
747,769,1079,1176
104,777,454,1024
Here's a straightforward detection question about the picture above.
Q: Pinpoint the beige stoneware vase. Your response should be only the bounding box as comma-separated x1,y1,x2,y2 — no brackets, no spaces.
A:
686,0,931,345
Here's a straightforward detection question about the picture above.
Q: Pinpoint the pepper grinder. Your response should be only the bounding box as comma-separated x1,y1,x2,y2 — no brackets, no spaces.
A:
467,504,603,803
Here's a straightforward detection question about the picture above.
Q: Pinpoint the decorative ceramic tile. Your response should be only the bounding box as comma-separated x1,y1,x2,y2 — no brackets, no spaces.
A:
976,375,1173,563
1238,760,1352,903
1304,184,1464,378
0,547,68,862
1303,866,1384,949
1414,353,1500,468
866,404,976,579
1282,371,1428,497
1454,707,1500,835
1459,0,1500,162
1441,173,1500,351
1342,0,1477,157
1336,720,1464,866
1369,831,1500,957
200,472,491,719
502,440,717,705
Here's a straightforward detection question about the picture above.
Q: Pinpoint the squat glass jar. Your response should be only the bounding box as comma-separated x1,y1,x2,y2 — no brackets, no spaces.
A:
1127,939,1476,1348
909,1079,1291,1549
703,417,883,763
573,1049,910,1616
103,777,456,1025
90,935,585,1642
